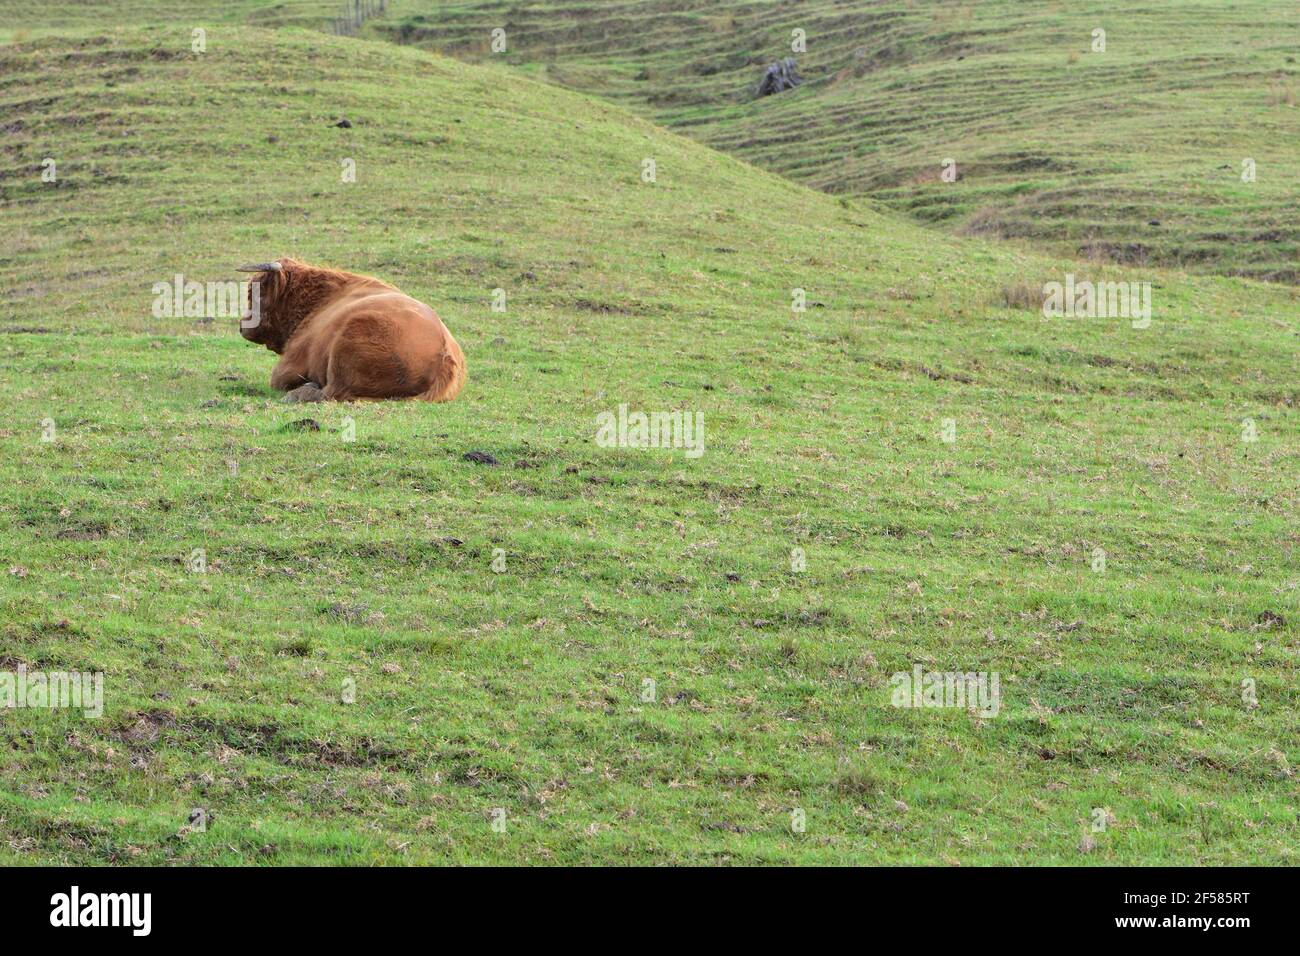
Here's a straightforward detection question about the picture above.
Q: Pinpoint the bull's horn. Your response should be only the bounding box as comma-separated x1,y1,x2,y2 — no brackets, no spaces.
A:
236,261,282,272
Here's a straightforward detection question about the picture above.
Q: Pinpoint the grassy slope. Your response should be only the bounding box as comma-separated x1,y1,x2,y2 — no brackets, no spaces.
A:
0,26,1297,865
375,0,1300,282
0,0,334,39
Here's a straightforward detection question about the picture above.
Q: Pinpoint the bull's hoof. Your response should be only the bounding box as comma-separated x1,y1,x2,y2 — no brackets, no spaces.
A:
283,382,325,403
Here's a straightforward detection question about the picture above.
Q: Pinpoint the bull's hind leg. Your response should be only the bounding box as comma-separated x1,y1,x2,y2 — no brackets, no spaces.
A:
321,315,418,401
320,378,385,402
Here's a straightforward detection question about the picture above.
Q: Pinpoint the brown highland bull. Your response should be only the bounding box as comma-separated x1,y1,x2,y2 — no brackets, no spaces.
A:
237,258,465,403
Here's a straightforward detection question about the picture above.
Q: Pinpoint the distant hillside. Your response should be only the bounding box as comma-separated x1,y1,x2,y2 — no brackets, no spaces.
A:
0,0,336,39
372,0,1300,282
5,0,1291,279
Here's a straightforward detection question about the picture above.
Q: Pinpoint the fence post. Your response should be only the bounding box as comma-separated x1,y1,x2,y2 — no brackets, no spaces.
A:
333,0,385,35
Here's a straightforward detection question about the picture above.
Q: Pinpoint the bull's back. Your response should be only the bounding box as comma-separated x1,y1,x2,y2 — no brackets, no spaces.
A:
313,290,465,401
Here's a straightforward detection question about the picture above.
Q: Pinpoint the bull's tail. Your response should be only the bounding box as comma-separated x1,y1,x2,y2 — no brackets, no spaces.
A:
423,340,466,402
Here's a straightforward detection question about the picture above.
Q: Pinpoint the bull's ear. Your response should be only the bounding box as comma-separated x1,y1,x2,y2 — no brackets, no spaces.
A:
236,261,283,272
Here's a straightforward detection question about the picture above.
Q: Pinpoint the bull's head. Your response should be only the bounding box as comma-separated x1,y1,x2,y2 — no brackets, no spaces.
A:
236,257,362,354
237,258,292,351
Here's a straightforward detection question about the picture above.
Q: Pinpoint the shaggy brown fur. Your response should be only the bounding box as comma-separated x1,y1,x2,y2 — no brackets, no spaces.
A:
239,257,465,402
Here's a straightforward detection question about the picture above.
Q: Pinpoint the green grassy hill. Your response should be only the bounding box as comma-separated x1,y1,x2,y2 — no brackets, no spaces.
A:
0,0,335,40
375,0,1300,282
0,23,1296,864
7,0,1294,278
